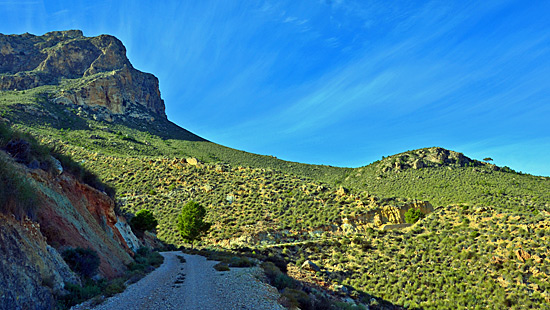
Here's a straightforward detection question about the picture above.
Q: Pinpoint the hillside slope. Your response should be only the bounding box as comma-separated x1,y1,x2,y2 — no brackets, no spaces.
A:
0,121,162,309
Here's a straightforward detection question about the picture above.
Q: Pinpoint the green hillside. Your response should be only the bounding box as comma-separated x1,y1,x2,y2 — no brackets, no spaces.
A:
2,88,550,309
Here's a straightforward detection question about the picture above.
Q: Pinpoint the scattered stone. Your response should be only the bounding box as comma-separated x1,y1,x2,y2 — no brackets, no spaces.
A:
515,249,531,262
336,186,349,196
186,157,199,166
301,260,320,272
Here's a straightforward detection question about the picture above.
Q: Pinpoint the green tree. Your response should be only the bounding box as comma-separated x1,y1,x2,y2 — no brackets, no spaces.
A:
177,201,211,247
130,209,158,233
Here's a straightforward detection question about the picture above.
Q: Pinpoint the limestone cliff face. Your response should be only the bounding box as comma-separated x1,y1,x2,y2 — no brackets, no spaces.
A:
0,30,165,117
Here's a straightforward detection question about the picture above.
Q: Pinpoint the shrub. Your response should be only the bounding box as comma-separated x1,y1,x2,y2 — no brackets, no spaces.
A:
261,261,298,290
282,288,312,310
130,210,158,233
62,247,100,278
58,281,102,308
227,256,255,267
104,278,126,297
0,155,38,219
405,208,425,224
214,262,230,271
265,254,288,272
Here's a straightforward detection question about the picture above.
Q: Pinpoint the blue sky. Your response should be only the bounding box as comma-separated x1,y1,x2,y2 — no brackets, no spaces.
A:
1,1,549,176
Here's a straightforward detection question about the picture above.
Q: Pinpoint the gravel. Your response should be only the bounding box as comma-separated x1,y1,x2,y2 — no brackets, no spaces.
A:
73,251,283,310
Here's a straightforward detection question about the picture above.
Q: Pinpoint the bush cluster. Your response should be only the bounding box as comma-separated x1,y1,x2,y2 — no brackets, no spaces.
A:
57,246,164,309
130,209,158,233
0,155,38,219
61,247,100,278
404,207,425,224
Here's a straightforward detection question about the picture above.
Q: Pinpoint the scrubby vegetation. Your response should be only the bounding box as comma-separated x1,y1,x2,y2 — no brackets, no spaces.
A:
57,247,164,309
404,207,424,224
61,247,101,279
0,153,38,220
0,118,114,197
258,204,550,309
2,88,550,308
0,119,116,222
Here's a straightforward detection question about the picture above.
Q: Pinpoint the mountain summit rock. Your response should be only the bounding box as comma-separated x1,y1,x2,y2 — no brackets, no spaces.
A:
0,30,166,118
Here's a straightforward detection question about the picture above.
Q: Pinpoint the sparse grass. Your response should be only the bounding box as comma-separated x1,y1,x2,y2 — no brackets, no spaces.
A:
0,154,38,220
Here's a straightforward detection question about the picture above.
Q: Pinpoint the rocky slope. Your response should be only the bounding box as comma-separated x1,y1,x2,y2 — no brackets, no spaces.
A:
30,167,135,278
374,147,480,173
0,30,165,118
0,144,143,309
0,213,79,310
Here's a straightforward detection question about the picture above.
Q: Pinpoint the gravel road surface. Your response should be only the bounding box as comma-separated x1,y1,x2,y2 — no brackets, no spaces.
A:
73,251,283,310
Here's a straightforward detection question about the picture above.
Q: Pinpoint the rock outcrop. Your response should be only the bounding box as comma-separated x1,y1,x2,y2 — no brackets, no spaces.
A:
30,168,135,278
0,213,79,310
0,30,165,118
378,147,477,173
0,151,143,309
225,199,434,247
339,200,433,233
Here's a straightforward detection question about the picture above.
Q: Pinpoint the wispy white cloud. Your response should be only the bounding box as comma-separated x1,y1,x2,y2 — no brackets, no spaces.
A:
283,16,297,23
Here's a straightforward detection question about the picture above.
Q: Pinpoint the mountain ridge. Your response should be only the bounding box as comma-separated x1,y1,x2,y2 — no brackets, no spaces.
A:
1,30,549,309
1,30,166,118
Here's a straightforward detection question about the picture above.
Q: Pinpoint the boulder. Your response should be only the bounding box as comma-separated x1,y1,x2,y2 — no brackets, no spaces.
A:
301,260,321,272
50,156,63,175
336,186,349,196
515,249,531,262
186,157,199,166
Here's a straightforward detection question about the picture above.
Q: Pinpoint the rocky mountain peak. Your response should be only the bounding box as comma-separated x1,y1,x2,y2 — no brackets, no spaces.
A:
0,30,166,118
376,146,483,173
